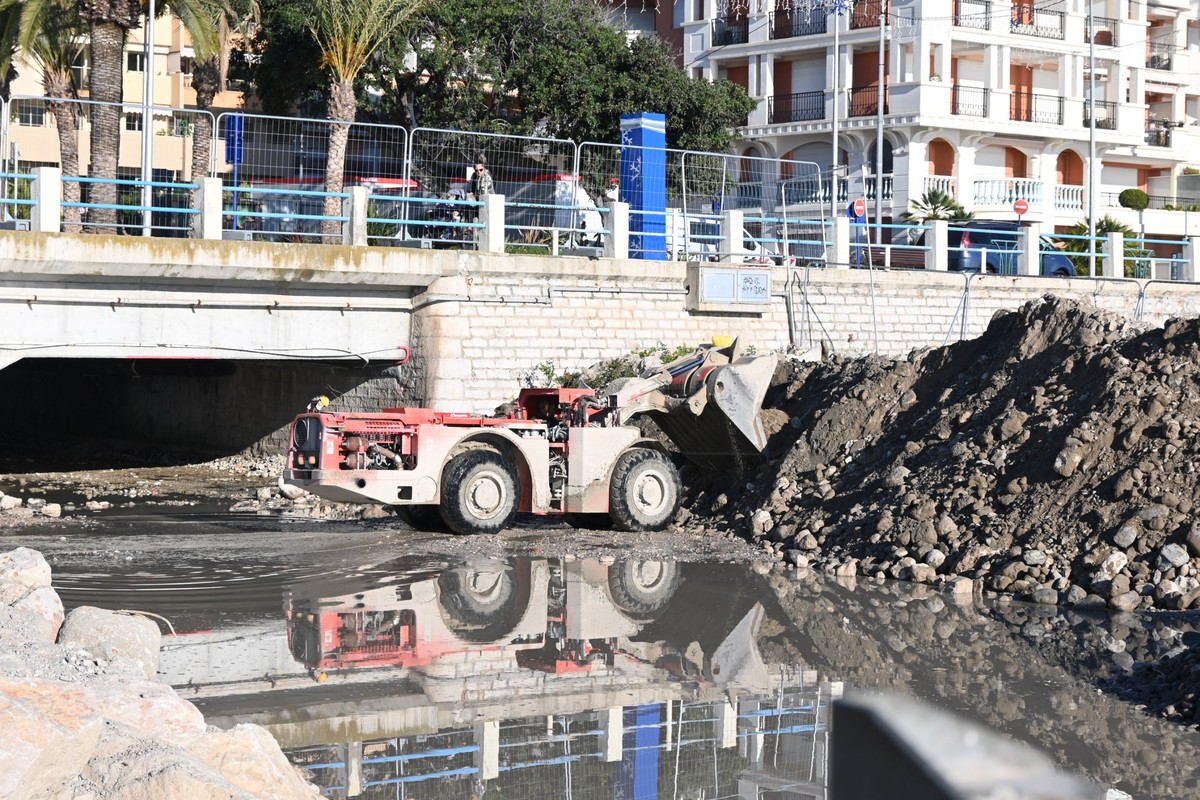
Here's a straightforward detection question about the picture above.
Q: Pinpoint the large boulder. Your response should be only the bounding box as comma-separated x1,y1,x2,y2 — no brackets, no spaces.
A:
0,677,105,800
58,607,162,680
0,548,51,590
175,725,321,800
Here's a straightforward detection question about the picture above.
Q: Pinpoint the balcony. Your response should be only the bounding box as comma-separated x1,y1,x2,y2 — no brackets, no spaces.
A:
865,175,893,201
1009,6,1065,39
769,91,826,124
953,0,991,30
923,176,957,197
1148,42,1174,70
1085,16,1118,46
850,0,887,30
951,85,988,117
1082,99,1117,130
1145,124,1175,147
1010,91,1063,125
1055,185,1084,212
769,9,826,38
848,85,888,117
782,176,848,206
972,178,1045,211
712,16,749,46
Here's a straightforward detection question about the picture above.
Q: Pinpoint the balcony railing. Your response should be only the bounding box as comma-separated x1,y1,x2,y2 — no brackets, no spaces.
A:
951,85,989,117
781,176,848,205
769,91,826,124
865,175,893,201
1083,99,1117,130
1010,91,1063,125
1148,42,1174,70
973,178,1044,209
1145,125,1174,147
769,9,826,38
1100,191,1178,210
712,16,749,46
1009,6,1065,39
848,85,888,117
850,0,888,29
953,0,991,30
1055,185,1084,212
1085,16,1118,46
923,176,957,197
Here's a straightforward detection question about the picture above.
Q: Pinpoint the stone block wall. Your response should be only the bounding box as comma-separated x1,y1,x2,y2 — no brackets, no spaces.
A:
411,253,1200,414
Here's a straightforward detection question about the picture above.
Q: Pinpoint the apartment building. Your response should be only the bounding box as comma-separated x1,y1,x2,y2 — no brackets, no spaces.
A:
6,16,248,181
669,0,1200,241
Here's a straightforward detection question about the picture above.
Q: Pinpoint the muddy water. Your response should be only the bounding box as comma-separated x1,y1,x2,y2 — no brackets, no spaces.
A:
5,512,1200,799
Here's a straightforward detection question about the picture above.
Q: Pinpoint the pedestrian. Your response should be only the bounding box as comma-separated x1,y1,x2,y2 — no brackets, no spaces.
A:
470,159,493,201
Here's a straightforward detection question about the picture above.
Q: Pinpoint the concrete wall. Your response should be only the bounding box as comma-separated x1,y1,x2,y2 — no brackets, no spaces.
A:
413,254,1200,414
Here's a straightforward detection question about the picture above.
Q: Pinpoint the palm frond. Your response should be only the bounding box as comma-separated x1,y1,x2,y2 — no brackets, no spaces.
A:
309,0,424,79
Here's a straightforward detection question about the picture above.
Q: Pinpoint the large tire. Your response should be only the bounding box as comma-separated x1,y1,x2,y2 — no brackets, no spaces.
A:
607,560,681,620
395,504,447,532
437,564,522,642
440,449,518,535
608,449,681,532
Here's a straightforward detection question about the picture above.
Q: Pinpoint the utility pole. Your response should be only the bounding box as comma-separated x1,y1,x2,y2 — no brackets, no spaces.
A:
874,10,886,229
1087,1,1097,276
140,0,156,237
829,0,845,219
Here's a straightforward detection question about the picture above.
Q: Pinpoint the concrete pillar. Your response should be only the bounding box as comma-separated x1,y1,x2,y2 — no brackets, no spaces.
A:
343,186,369,247
1102,231,1124,277
409,274,471,410
474,720,499,781
478,193,506,254
344,741,363,798
30,167,62,233
1181,236,1199,281
720,208,745,262
956,145,978,213
1018,222,1041,276
715,700,737,750
600,707,623,763
926,219,948,271
605,200,630,260
195,177,223,240
830,215,850,268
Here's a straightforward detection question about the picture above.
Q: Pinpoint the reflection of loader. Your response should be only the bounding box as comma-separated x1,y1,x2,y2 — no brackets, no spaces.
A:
284,340,776,534
285,558,682,674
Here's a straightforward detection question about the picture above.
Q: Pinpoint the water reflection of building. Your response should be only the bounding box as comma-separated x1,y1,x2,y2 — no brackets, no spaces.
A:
186,558,835,800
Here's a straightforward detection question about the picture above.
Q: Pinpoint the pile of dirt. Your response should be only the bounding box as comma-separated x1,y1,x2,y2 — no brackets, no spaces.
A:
683,296,1200,613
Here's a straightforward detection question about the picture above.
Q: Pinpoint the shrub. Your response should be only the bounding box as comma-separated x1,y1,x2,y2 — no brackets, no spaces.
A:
1117,189,1149,211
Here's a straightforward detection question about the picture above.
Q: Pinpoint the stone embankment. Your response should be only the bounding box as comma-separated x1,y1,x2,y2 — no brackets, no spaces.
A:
0,547,318,800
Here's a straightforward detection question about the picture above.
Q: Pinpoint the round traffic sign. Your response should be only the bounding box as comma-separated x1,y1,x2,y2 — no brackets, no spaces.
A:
1013,198,1029,215
853,197,866,217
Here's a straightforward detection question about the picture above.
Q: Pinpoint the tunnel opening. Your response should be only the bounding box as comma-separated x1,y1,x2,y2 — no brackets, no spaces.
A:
0,357,413,473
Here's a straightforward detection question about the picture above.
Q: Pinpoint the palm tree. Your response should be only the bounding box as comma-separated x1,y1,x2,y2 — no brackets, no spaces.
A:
188,0,257,235
2,0,87,229
73,0,217,230
900,188,973,224
308,0,425,237
1061,215,1148,277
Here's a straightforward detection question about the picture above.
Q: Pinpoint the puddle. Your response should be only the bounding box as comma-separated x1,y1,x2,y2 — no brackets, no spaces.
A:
12,518,1200,799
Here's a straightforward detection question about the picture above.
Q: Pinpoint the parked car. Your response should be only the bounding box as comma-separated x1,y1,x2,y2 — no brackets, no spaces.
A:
948,220,1076,277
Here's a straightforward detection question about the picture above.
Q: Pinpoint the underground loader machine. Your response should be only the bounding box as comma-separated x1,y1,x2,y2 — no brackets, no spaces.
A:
283,339,777,535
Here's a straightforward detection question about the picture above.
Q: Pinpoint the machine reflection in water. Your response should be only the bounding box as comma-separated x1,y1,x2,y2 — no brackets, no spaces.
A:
275,558,833,799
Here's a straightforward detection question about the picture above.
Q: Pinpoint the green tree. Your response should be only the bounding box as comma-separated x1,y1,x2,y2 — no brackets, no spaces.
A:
306,0,425,236
900,188,973,223
1061,215,1149,277
2,0,87,229
189,0,259,235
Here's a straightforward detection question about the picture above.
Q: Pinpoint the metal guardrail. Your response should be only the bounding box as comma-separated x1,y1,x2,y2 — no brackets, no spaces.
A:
1083,100,1118,130
953,0,991,29
769,9,826,38
769,91,826,124
1009,91,1063,125
951,85,988,118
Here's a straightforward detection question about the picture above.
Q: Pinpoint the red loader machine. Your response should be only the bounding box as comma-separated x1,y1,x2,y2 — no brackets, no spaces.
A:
283,339,777,535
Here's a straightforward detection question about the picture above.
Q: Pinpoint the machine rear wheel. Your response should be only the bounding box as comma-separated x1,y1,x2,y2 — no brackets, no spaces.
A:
608,449,680,532
440,449,519,535
608,560,681,619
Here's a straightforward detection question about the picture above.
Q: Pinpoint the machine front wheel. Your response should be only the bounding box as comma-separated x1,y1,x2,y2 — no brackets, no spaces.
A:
607,449,681,532
440,449,519,535
607,560,681,619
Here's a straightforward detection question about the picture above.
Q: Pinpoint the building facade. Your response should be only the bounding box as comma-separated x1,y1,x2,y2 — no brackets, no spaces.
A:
671,0,1200,241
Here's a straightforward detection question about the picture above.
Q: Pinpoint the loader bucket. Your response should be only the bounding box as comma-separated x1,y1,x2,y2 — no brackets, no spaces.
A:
647,353,778,472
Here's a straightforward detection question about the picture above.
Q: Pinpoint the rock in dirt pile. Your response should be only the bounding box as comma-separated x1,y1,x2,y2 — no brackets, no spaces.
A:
685,296,1200,613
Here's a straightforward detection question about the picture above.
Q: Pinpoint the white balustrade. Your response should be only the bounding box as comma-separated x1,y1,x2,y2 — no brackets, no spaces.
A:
1054,184,1084,213
923,176,957,197
972,178,1044,209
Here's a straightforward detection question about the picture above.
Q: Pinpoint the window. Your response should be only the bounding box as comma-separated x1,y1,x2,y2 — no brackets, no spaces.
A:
172,117,194,137
125,112,143,131
15,100,46,126
126,51,145,72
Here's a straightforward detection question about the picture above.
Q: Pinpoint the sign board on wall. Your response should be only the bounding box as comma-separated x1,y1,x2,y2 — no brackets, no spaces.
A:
685,263,772,313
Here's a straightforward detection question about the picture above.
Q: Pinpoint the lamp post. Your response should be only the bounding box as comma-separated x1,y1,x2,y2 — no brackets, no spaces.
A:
140,0,156,237
1087,1,1096,276
829,0,848,219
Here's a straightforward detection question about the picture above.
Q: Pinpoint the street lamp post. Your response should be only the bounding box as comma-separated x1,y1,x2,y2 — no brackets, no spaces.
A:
829,0,847,219
1087,1,1096,276
140,0,156,237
